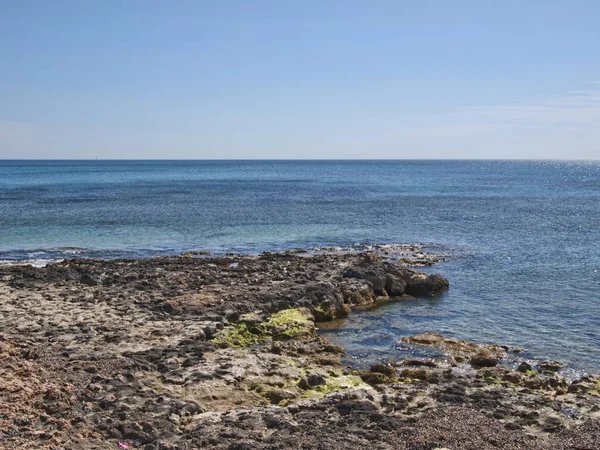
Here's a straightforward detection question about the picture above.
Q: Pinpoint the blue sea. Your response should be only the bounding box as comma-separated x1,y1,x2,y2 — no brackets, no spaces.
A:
1,160,599,374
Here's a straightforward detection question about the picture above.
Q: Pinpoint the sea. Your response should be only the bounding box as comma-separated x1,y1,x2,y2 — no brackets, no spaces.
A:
0,160,599,375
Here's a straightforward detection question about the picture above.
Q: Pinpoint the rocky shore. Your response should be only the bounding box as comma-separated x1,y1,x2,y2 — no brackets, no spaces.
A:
1,250,599,449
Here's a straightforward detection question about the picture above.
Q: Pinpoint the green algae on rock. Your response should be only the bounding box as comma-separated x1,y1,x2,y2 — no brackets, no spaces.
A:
267,307,315,339
211,308,315,348
301,372,371,398
210,322,269,349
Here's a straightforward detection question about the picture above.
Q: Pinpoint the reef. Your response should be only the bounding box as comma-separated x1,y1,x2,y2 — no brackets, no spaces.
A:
0,249,598,449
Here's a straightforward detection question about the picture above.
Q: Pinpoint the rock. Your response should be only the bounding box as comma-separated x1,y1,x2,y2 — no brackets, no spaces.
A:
542,417,564,433
399,368,429,380
359,372,389,385
470,349,499,368
80,273,98,286
403,272,449,297
399,358,438,368
238,311,265,327
9,251,597,449
385,274,406,297
263,389,298,405
369,364,396,378
342,265,388,296
298,374,326,390
543,376,567,393
567,381,596,394
538,360,563,372
517,362,533,373
267,308,316,340
384,264,448,297
401,333,446,346
339,279,375,306
502,372,524,384
299,283,350,322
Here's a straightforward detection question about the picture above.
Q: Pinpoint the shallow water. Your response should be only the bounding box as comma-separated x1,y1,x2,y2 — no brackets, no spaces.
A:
1,160,598,372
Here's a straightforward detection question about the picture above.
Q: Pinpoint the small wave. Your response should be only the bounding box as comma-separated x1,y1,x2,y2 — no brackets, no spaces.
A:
0,258,63,267
0,242,452,266
48,247,85,254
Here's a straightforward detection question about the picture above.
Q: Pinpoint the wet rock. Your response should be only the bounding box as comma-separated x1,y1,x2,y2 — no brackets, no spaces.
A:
402,271,449,297
538,360,563,372
398,358,438,368
383,263,448,297
402,333,446,346
517,362,533,373
470,349,499,368
402,333,505,367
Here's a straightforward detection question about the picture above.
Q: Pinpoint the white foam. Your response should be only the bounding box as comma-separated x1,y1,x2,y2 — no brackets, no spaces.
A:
0,258,63,267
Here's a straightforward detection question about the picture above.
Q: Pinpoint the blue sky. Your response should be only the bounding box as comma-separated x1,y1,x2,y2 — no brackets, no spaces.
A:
1,1,599,159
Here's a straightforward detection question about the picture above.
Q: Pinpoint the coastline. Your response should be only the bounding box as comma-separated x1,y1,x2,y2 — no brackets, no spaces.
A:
1,251,599,449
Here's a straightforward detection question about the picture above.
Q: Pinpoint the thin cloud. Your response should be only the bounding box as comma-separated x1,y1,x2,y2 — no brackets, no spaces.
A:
467,90,600,125
411,88,600,138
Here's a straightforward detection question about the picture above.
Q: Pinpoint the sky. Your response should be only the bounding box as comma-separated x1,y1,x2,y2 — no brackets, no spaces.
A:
1,0,599,159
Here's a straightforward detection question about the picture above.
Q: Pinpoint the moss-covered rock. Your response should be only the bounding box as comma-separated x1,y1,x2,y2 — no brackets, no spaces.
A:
210,322,269,349
211,308,315,348
359,372,389,385
267,308,315,339
311,302,351,322
302,371,371,397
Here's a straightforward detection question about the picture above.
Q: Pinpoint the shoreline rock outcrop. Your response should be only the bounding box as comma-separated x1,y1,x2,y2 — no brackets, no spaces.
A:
0,251,598,449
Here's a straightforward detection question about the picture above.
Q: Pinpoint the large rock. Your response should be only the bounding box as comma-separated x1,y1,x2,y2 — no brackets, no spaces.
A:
385,274,406,297
343,261,448,298
339,279,375,306
385,264,448,297
470,348,499,368
342,264,388,296
296,282,351,322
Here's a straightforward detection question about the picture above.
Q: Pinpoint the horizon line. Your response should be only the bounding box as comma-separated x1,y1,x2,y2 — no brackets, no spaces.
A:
1,158,599,162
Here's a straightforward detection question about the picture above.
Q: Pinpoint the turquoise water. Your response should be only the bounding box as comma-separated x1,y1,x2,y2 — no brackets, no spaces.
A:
0,160,599,373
